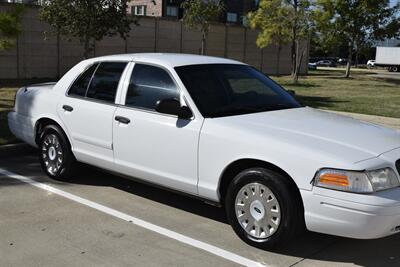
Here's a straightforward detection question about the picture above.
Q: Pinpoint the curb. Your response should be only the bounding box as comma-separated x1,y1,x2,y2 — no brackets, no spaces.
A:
0,143,37,159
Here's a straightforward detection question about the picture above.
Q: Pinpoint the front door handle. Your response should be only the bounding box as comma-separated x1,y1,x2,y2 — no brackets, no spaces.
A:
115,116,131,124
62,105,73,112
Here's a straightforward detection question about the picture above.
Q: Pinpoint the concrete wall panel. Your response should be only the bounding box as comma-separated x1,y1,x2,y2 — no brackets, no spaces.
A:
0,3,308,79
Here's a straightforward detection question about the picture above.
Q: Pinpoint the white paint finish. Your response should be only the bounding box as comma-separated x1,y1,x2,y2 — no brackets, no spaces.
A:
375,47,400,65
301,188,400,239
57,98,117,169
0,168,266,267
7,53,400,241
113,107,202,195
8,112,36,147
197,107,400,199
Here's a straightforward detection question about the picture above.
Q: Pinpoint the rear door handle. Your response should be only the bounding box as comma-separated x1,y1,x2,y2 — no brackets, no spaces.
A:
62,105,73,112
115,116,130,124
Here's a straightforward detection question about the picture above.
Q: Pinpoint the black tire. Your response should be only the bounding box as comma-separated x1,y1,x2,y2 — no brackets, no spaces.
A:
39,124,75,180
225,168,303,249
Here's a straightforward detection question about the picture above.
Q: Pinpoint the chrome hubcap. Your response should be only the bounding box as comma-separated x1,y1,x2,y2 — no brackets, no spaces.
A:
235,182,281,239
41,134,63,175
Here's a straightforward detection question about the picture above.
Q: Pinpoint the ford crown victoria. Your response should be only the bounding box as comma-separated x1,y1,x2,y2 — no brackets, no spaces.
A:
8,54,400,248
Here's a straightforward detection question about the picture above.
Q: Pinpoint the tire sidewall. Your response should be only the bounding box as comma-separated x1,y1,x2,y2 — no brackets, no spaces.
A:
225,168,297,249
39,125,73,179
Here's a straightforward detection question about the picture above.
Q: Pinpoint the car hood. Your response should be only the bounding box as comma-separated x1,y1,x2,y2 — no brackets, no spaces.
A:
214,107,400,163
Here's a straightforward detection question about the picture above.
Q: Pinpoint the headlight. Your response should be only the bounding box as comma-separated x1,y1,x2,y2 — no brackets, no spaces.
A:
314,168,399,193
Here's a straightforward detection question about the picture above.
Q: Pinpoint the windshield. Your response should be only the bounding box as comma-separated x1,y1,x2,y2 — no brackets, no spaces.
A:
175,64,301,118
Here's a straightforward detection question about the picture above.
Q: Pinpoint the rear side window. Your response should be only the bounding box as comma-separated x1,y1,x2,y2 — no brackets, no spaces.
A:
68,64,98,97
125,64,178,110
86,62,127,103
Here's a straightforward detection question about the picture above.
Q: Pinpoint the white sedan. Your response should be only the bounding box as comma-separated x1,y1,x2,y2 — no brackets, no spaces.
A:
8,53,400,249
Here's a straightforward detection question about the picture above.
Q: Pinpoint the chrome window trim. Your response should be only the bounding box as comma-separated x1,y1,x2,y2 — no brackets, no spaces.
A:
65,60,129,104
121,61,196,121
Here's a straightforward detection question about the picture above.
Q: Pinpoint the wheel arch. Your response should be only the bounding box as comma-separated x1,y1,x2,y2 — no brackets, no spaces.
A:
34,117,72,149
218,159,304,211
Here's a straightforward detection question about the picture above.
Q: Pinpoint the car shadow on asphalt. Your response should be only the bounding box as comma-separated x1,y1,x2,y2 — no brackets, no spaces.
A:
65,164,400,267
2,154,400,266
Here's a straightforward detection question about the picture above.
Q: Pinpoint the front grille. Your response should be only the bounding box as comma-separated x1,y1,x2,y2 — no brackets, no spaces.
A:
396,159,400,175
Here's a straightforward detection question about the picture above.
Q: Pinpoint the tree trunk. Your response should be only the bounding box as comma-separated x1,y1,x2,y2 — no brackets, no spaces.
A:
293,46,306,84
345,44,352,78
276,45,281,76
355,48,359,68
201,32,206,55
292,40,301,83
291,0,299,78
291,35,297,78
83,36,91,59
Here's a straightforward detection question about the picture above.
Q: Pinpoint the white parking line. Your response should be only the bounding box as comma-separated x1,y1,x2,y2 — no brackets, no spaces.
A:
0,168,267,267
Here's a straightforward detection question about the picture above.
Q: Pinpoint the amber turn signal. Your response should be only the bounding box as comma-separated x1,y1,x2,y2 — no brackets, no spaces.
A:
319,173,349,187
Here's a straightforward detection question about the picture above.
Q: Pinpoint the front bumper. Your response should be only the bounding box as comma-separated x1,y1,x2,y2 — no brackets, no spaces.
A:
302,148,400,239
302,187,400,239
8,111,36,147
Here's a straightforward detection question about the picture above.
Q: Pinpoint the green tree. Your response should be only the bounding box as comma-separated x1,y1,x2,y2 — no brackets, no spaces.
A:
0,5,23,50
248,0,312,82
181,0,224,55
314,0,400,77
40,0,135,59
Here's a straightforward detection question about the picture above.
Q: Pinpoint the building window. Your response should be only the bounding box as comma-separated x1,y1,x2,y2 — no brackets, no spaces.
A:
226,12,238,23
133,5,147,16
166,6,178,17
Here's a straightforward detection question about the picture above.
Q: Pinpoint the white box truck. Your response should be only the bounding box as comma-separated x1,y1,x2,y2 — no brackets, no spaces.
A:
375,46,400,72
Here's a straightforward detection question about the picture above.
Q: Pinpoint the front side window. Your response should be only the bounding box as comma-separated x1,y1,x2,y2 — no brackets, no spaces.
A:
175,64,301,118
68,64,98,97
125,64,178,110
86,62,127,103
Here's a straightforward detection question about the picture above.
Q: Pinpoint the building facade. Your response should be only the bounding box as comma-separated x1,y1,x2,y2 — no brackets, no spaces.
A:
127,0,163,17
3,0,259,25
163,0,259,25
127,0,259,25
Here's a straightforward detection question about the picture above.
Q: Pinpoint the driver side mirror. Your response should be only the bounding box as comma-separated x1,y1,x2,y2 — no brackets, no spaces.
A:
155,98,193,120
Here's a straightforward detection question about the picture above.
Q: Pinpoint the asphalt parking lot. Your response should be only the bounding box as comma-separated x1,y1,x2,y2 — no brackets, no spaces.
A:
1,151,400,267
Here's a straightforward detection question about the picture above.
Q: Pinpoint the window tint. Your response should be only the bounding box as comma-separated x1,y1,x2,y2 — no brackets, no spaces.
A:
68,64,98,97
125,64,178,110
175,64,300,117
86,62,127,103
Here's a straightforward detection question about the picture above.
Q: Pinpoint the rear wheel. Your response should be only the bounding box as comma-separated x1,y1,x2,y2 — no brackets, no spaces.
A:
39,125,75,179
225,168,303,249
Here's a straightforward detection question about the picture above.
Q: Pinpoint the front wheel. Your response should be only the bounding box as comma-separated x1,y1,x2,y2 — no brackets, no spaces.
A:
39,125,75,179
225,168,303,249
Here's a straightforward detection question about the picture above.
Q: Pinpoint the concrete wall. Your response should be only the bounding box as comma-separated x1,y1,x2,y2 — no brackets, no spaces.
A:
0,4,308,79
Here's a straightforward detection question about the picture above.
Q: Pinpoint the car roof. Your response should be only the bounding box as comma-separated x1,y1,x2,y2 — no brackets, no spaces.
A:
85,53,245,68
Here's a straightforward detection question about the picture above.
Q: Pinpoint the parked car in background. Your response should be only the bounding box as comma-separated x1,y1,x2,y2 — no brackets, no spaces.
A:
8,53,400,249
367,60,376,69
308,62,317,70
316,60,337,67
337,58,348,65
